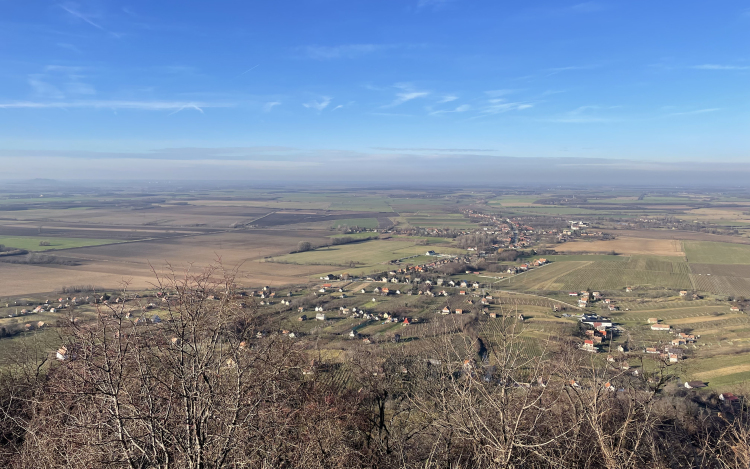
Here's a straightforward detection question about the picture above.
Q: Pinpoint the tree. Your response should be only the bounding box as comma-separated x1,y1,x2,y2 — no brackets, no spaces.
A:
297,241,312,252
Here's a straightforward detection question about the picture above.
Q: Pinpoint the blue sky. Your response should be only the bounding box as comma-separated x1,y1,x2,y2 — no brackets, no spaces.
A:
0,1,749,182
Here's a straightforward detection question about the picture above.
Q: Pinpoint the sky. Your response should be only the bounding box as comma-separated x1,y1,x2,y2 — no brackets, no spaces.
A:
0,0,749,183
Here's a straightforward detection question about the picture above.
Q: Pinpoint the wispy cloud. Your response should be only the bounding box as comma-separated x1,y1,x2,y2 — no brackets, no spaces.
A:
384,83,430,107
302,44,394,59
0,100,229,111
302,97,332,111
240,64,260,75
692,64,750,70
263,101,281,112
168,104,205,115
667,108,720,117
59,3,120,37
28,77,65,99
485,89,517,98
430,104,471,115
479,99,533,115
545,64,600,75
417,0,456,9
542,105,614,123
373,147,496,152
437,95,459,103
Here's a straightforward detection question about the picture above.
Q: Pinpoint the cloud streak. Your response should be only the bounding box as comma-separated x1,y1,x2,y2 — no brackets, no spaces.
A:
693,64,750,70
302,44,395,59
302,97,332,111
263,101,281,112
0,100,229,111
59,4,120,37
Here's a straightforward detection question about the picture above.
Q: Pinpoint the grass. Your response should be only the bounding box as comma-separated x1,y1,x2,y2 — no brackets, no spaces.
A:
684,241,750,264
269,239,417,267
329,232,376,240
503,257,693,292
330,218,380,229
0,236,120,252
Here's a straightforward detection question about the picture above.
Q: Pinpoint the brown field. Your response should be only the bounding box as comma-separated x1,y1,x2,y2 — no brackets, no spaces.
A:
669,314,745,324
0,230,333,295
553,238,684,256
695,364,750,380
602,229,750,245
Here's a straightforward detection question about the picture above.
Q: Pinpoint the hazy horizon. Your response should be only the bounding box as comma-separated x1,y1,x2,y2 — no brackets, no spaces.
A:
1,1,748,182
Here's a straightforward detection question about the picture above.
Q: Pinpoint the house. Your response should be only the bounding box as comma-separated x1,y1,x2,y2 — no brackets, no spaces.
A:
719,393,740,402
668,353,679,363
472,282,480,289
459,290,466,295
582,340,595,351
455,309,463,315
360,289,366,293
679,290,688,297
425,250,437,256
322,283,332,288
651,324,671,331
645,347,658,354
569,292,579,297
56,346,68,360
647,318,659,324
608,305,617,311
315,313,326,321
684,381,707,389
442,307,451,315
626,287,632,292
730,306,740,312
373,287,381,294
604,298,611,304
382,288,390,295
489,312,498,318
403,317,410,325
298,315,307,321
672,338,686,346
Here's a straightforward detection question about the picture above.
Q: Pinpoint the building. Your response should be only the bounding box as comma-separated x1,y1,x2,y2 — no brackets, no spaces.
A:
684,381,707,389
651,324,671,331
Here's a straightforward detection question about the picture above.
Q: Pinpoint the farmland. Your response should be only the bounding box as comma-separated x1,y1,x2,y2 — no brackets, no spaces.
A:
552,238,684,257
0,236,120,251
3,185,750,393
684,241,750,264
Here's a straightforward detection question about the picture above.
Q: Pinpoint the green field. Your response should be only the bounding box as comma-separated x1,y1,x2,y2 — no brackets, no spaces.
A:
0,236,120,252
269,239,417,266
503,256,692,291
684,241,750,264
330,218,380,229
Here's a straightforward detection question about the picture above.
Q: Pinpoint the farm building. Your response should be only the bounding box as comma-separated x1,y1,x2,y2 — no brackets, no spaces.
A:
684,381,707,389
651,324,671,331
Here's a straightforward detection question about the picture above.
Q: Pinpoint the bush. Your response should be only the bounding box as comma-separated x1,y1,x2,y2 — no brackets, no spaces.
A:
297,241,312,252
38,241,51,246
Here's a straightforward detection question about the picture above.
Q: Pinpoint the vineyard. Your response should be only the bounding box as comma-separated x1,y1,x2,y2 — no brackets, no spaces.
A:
690,273,750,297
553,262,692,291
